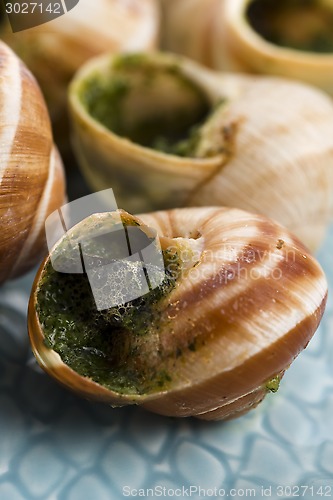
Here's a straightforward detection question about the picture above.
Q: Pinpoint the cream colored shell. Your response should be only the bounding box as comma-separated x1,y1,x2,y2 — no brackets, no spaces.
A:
160,0,333,95
69,52,333,252
0,41,66,284
28,208,327,420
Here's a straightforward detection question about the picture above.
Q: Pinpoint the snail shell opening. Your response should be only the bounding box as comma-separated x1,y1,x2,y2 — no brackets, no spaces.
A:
161,0,333,95
69,52,224,213
246,0,333,55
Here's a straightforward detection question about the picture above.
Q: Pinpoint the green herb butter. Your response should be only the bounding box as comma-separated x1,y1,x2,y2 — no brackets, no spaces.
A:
36,216,181,395
265,375,281,393
79,54,214,157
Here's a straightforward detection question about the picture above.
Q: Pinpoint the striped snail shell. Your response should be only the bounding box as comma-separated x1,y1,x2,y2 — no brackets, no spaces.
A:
0,41,66,285
28,207,327,420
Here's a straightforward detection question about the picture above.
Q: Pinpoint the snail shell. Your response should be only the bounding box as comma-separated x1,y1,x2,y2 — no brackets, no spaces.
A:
1,0,159,152
160,0,333,95
69,51,333,251
28,207,327,420
0,41,66,284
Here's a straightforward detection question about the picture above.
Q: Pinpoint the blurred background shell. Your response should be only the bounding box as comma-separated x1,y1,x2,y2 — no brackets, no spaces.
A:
0,41,66,285
0,0,159,155
69,51,333,252
160,0,333,96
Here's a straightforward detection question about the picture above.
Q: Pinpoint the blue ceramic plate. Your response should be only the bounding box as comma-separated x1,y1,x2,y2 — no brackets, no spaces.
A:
0,227,333,500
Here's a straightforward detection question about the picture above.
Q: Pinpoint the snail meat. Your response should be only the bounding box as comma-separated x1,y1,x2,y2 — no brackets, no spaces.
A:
28,208,327,420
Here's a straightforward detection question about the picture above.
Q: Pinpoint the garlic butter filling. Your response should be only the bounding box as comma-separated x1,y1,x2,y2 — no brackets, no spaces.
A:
77,54,226,158
36,213,186,396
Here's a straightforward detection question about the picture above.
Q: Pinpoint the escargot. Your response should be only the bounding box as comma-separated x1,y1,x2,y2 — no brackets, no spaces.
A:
0,40,66,285
69,51,333,251
0,0,159,153
28,207,327,420
160,0,333,96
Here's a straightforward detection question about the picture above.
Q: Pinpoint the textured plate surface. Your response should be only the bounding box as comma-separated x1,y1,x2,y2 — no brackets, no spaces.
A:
0,226,333,500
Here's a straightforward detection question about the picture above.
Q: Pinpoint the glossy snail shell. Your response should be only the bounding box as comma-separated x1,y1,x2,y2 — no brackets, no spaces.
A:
160,0,333,95
28,207,327,420
1,0,159,152
69,51,333,251
0,41,66,284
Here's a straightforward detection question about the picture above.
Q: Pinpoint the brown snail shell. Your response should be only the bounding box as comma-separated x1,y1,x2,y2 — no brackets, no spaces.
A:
0,40,66,284
69,51,333,252
28,207,327,420
160,0,333,96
